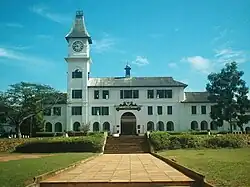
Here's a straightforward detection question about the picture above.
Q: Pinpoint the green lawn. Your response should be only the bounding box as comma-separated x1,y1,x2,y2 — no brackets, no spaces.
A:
159,148,250,187
0,153,95,187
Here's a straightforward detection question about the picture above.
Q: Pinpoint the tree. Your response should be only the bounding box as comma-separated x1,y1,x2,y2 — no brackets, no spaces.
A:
206,61,250,133
0,82,66,138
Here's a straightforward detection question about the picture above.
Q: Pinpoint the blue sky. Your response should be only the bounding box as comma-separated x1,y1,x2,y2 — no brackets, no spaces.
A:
0,0,250,95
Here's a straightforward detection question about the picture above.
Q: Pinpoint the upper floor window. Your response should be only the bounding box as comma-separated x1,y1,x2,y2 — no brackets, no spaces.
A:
72,89,82,99
167,106,172,115
147,90,154,99
72,106,82,115
133,90,139,98
120,90,139,99
53,107,61,116
44,108,51,116
102,90,109,99
191,106,197,114
156,90,172,98
148,106,153,115
157,106,163,115
92,106,109,115
94,90,99,99
72,69,82,78
201,106,206,114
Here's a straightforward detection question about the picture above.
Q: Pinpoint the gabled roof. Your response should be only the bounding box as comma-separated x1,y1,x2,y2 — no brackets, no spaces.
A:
88,77,187,88
65,11,92,44
182,92,212,103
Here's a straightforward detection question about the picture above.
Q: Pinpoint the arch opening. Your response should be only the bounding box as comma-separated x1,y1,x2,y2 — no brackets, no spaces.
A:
120,112,136,135
73,122,80,131
55,122,62,132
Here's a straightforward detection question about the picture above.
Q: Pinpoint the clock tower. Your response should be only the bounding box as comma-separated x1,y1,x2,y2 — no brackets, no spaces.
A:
65,11,92,130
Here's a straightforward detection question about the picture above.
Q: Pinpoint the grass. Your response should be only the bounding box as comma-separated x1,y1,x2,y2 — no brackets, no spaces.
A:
0,152,95,187
159,148,250,187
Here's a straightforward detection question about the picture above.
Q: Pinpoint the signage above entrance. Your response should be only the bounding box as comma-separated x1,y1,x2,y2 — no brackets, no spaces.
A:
115,102,142,111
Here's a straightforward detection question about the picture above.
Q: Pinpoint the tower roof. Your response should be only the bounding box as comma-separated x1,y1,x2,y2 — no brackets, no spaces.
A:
65,10,92,44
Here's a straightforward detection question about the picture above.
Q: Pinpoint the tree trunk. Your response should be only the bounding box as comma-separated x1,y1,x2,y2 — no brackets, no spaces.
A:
240,126,244,133
16,124,22,138
229,121,233,133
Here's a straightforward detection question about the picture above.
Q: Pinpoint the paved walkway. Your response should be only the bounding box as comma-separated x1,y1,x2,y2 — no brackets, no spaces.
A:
42,154,193,184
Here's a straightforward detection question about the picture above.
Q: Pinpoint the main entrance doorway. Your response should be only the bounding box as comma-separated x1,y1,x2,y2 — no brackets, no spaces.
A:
121,112,136,135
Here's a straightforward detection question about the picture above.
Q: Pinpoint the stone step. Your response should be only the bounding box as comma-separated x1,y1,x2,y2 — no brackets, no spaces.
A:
104,136,149,154
40,182,193,187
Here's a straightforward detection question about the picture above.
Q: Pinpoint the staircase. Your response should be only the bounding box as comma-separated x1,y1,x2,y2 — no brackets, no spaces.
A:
104,135,149,154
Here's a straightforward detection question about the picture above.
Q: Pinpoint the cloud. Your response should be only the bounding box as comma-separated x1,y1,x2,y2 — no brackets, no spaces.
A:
132,56,149,66
168,62,178,68
92,33,125,54
183,56,213,74
92,37,115,53
0,47,54,69
0,45,31,51
183,47,249,74
30,5,70,24
5,23,24,28
211,28,228,44
214,48,248,64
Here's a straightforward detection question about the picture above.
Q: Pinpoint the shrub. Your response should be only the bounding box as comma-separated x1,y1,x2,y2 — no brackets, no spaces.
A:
0,139,32,152
150,131,170,151
149,132,247,151
0,133,105,153
202,134,246,148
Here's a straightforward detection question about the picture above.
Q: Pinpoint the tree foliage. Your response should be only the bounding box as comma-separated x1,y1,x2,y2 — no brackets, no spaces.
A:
0,82,66,138
206,62,250,132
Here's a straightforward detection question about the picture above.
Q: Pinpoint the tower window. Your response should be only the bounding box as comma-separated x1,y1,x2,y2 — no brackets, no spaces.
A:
72,106,82,115
102,90,109,99
72,69,82,78
94,90,99,99
72,90,82,99
147,90,154,99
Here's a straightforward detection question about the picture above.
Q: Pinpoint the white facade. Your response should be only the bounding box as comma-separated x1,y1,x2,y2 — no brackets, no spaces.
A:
43,11,250,135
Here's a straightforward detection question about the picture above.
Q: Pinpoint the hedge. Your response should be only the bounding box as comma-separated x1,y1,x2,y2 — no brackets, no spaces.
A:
0,132,105,153
150,131,248,151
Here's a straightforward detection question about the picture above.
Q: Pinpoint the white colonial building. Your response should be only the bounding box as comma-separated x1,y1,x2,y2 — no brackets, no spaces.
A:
43,11,250,135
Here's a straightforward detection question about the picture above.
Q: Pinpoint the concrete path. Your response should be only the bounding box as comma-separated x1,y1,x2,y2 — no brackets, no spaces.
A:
42,154,193,186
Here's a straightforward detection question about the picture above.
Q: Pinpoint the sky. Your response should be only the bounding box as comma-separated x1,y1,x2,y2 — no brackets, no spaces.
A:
0,0,250,95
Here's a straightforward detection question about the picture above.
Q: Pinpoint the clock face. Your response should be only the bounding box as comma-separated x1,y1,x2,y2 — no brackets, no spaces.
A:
72,41,84,52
